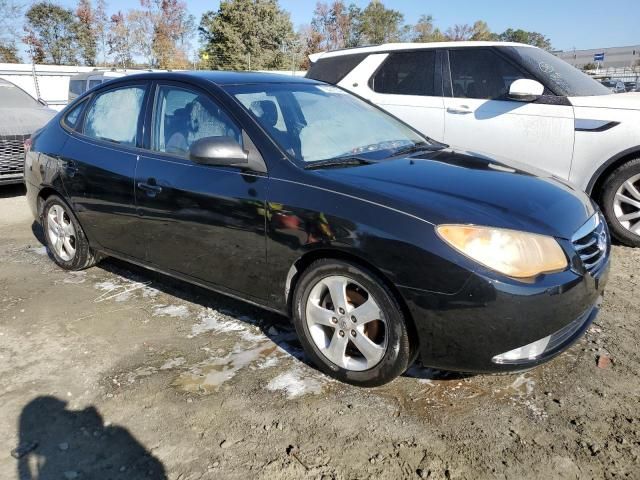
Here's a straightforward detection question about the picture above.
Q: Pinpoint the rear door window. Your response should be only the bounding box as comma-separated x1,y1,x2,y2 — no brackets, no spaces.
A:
83,86,146,146
370,50,437,96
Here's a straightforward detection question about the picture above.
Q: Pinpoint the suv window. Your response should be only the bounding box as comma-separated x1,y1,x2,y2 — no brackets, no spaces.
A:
88,79,102,89
370,50,436,96
83,86,146,146
449,49,531,100
152,85,241,158
69,79,86,96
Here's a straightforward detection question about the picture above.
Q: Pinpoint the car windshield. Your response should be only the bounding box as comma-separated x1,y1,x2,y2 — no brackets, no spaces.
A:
226,83,429,163
503,46,611,97
0,80,41,108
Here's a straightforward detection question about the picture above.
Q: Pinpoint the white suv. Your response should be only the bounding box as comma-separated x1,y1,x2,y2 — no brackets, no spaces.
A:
307,42,640,247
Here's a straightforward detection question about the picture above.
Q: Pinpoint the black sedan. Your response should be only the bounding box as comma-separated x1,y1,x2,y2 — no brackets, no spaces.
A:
24,72,610,386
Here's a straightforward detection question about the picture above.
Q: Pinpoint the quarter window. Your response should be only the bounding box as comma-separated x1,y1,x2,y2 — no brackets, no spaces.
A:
152,85,242,158
83,86,146,146
449,49,532,100
63,100,86,129
370,51,437,96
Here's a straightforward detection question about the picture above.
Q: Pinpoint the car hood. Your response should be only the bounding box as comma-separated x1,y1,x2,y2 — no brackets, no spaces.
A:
570,92,640,110
316,150,595,240
0,107,56,136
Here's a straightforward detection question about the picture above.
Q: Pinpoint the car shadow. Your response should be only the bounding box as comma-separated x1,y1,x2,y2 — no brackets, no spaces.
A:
0,183,26,198
14,396,166,480
30,220,465,383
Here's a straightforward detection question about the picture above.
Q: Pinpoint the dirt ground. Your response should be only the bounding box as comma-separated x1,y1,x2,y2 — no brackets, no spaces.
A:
0,184,638,480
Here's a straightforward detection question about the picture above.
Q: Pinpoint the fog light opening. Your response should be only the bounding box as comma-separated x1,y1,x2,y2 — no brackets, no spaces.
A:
492,335,552,364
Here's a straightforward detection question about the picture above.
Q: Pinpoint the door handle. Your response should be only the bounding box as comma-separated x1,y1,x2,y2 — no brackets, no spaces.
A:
447,105,472,114
137,181,163,197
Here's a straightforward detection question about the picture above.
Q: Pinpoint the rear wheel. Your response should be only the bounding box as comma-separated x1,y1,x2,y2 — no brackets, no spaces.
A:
42,195,99,270
601,158,640,247
292,259,413,387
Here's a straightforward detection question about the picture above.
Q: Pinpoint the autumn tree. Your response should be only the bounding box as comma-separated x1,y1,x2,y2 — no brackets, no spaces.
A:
108,11,133,67
95,0,109,65
411,14,446,42
24,2,78,65
76,0,98,65
498,28,552,50
199,0,295,70
310,1,361,51
151,0,194,69
0,0,23,62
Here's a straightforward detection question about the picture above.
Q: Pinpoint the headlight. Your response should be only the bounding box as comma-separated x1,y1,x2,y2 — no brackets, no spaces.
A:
437,225,567,279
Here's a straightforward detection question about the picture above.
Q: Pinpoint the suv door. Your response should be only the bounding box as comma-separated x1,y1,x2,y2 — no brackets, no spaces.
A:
60,82,148,258
443,48,575,179
338,49,445,142
135,81,269,298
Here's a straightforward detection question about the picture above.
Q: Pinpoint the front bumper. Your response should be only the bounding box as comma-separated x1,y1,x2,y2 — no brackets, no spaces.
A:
400,257,610,373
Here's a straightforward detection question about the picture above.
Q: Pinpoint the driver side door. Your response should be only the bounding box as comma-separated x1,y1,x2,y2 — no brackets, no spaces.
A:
134,81,269,299
442,48,575,179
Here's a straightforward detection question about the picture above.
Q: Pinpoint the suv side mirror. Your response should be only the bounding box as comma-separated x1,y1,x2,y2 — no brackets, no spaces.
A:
508,79,544,102
189,136,249,167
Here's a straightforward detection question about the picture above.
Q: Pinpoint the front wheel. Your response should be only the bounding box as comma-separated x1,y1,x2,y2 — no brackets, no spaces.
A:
292,259,413,387
601,158,640,247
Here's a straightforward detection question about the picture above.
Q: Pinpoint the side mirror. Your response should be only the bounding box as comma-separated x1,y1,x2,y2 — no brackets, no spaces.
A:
189,136,249,167
508,79,544,102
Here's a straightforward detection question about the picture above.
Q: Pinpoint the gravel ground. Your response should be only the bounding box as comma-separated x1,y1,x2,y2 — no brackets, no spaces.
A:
0,184,638,480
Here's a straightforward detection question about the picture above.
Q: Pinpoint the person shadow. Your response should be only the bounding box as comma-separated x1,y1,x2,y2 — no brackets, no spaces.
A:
15,396,166,480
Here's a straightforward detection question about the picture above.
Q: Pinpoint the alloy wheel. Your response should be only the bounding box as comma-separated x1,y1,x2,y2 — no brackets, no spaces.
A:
47,204,77,262
613,173,640,237
305,275,387,371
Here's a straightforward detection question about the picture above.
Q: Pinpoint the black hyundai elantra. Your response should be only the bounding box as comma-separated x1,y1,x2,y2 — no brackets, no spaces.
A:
24,71,610,386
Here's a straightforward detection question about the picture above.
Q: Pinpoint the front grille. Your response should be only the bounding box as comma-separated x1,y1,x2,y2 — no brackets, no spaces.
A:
0,135,28,177
572,214,608,275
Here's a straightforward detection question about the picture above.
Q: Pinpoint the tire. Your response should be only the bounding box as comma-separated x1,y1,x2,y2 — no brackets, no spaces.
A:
292,259,413,387
600,158,640,247
41,195,100,270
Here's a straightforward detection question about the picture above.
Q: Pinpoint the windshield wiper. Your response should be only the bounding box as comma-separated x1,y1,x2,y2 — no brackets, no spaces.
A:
304,156,374,170
390,141,447,157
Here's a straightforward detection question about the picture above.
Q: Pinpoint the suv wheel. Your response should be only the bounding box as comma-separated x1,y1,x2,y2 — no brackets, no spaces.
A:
42,195,100,270
292,259,413,387
601,158,640,247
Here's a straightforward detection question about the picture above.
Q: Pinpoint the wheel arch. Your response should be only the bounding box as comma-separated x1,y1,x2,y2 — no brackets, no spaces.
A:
37,186,66,219
587,146,640,201
284,248,420,350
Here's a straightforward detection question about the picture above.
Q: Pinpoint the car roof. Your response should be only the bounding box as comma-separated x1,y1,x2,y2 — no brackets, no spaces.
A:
105,70,320,86
309,41,534,62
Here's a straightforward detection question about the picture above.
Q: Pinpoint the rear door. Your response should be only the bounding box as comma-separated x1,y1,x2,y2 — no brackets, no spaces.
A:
134,81,269,297
337,50,445,142
442,48,575,179
60,82,148,258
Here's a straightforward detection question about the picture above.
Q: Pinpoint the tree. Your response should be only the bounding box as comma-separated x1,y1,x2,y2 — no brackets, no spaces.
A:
95,0,109,65
498,28,552,50
76,0,98,65
411,14,446,42
470,20,497,41
310,1,360,51
151,0,194,69
0,44,20,62
25,2,78,65
445,23,474,41
0,0,23,62
108,11,133,67
199,0,295,71
581,62,597,71
359,1,405,44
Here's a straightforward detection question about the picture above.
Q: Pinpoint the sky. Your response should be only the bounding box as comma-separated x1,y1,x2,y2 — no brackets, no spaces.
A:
56,0,637,52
